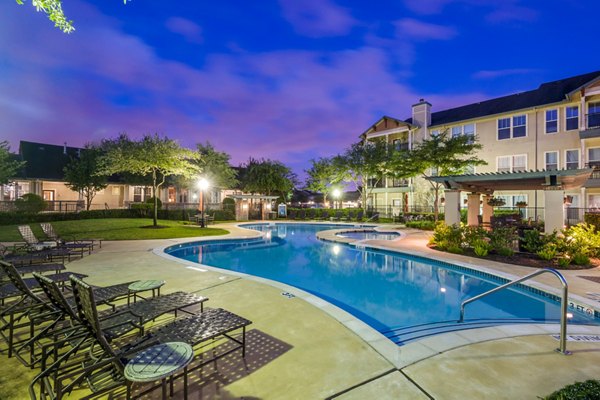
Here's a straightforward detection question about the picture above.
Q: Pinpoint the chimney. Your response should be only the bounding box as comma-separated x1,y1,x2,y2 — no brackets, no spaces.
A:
63,142,67,155
411,99,431,143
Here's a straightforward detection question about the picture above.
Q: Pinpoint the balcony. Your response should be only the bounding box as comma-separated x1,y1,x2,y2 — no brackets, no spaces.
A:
585,162,600,188
579,113,600,139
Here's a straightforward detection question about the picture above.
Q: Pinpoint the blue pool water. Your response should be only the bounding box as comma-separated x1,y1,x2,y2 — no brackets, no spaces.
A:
336,230,400,241
165,223,597,343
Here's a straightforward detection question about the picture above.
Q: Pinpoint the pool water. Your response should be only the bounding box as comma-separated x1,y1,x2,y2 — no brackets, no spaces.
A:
336,230,400,241
165,223,597,342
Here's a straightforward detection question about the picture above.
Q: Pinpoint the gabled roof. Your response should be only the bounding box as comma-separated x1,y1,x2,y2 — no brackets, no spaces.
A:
18,141,81,181
361,115,414,137
404,70,600,127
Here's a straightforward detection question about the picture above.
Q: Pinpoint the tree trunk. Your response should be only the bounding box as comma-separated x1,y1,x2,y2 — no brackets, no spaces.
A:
152,171,158,227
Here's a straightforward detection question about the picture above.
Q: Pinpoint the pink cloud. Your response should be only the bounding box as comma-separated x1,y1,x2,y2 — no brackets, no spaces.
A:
395,18,457,41
278,0,357,37
402,0,538,23
165,17,203,44
472,68,541,80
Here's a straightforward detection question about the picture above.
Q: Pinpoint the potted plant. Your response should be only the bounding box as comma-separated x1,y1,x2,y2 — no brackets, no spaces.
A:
487,197,506,207
515,201,527,208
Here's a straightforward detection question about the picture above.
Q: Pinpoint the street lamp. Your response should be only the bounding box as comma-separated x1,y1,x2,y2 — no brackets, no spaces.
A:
332,189,341,209
197,178,210,227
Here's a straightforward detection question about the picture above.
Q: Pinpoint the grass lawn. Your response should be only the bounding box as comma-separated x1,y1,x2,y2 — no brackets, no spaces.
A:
0,218,229,242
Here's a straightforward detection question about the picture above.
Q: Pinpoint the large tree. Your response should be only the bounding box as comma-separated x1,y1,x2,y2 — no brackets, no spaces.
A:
332,140,389,213
194,142,238,190
241,158,296,201
98,134,200,227
398,130,487,221
305,157,340,208
63,146,108,210
16,0,74,33
0,141,25,185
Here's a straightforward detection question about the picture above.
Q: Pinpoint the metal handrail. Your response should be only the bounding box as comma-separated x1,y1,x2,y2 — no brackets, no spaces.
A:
459,268,570,355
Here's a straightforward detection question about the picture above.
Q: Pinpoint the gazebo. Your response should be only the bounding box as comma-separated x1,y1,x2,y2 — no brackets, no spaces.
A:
227,194,280,221
427,169,593,234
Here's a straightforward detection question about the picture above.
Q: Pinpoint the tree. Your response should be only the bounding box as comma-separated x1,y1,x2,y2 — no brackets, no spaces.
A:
332,140,389,213
305,157,340,208
241,158,297,201
15,0,74,33
398,130,487,221
0,141,26,185
193,142,238,189
63,146,108,210
98,134,200,227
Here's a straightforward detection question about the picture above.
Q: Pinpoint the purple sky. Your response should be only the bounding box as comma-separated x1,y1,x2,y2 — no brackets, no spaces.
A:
1,0,599,181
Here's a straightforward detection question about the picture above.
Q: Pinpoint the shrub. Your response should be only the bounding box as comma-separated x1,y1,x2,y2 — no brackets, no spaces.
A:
584,213,600,230
463,226,487,248
522,229,545,253
488,226,517,254
222,197,235,212
14,193,47,213
544,379,600,400
473,239,492,257
572,252,590,266
431,223,463,250
557,257,571,268
447,244,464,254
562,223,600,258
145,197,162,209
537,243,558,261
211,209,235,221
406,220,436,230
497,247,514,257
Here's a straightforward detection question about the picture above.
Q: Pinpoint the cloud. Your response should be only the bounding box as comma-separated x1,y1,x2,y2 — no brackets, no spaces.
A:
278,0,357,37
165,17,203,43
395,18,457,41
472,68,541,79
402,0,538,23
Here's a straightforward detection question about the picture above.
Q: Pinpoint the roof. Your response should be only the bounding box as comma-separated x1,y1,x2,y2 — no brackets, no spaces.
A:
426,169,593,194
361,115,414,137
18,141,81,180
404,70,600,127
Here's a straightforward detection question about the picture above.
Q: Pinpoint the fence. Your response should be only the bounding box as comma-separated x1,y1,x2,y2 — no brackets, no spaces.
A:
0,200,84,213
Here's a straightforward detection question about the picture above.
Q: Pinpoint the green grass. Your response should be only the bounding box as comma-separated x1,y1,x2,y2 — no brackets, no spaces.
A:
0,218,229,242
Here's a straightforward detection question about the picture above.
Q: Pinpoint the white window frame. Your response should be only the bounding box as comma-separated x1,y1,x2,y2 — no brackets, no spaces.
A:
545,109,558,134
565,105,579,131
589,147,600,166
451,126,462,138
544,151,559,170
497,118,511,140
512,115,527,138
496,154,528,172
564,149,579,170
497,115,527,140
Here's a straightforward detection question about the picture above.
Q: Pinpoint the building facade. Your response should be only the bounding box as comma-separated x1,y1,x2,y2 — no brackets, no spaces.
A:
363,70,600,217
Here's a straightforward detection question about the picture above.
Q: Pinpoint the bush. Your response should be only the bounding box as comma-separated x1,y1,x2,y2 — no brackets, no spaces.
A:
537,243,558,261
473,239,492,257
211,209,235,221
572,252,590,266
562,223,600,258
14,193,47,213
463,226,487,248
544,379,600,400
222,197,235,212
488,226,517,255
145,197,162,209
557,257,571,268
522,229,545,253
584,213,600,230
431,223,463,251
405,220,436,230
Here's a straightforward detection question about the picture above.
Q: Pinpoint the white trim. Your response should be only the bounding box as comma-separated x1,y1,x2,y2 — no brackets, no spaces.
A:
543,150,559,170
565,105,579,131
366,126,410,139
496,154,528,172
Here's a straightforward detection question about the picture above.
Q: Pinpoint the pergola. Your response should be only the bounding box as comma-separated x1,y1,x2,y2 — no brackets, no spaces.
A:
228,194,280,221
427,168,593,234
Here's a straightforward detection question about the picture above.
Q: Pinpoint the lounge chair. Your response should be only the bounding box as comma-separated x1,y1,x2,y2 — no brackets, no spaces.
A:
17,225,82,261
43,277,251,400
40,222,100,251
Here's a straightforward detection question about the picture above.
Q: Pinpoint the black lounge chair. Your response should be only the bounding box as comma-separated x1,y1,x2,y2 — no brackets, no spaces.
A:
16,226,81,262
43,276,251,400
40,223,100,252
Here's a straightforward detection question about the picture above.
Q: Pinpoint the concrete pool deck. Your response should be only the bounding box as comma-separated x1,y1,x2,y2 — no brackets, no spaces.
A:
3,222,600,399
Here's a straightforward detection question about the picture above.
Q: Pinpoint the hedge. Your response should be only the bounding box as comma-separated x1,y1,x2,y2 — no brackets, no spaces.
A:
544,379,600,400
584,213,600,230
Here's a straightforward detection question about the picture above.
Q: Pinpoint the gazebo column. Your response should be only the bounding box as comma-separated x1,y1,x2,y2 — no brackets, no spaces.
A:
467,193,480,226
482,194,494,228
544,188,565,234
444,190,461,226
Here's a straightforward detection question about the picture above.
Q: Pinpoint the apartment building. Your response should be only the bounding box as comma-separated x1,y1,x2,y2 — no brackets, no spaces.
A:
363,70,600,216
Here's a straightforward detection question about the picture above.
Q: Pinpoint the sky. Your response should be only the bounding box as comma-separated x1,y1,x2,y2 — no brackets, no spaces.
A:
1,0,599,182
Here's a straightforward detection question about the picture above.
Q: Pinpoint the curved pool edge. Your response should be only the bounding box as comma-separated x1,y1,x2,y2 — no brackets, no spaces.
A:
153,222,600,369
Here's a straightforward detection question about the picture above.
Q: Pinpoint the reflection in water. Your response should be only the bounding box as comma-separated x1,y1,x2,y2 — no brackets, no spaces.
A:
167,224,595,332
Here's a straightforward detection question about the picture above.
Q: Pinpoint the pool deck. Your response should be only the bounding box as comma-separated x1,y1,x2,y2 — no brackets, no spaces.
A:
3,222,600,399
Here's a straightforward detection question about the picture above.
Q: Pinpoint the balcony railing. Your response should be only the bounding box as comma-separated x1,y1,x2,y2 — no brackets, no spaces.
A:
586,162,600,179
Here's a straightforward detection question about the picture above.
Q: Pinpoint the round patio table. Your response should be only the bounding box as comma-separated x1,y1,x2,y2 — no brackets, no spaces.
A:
124,341,193,399
127,279,166,306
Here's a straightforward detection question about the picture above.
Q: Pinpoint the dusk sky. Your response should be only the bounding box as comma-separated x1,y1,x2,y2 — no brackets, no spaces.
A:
1,0,599,180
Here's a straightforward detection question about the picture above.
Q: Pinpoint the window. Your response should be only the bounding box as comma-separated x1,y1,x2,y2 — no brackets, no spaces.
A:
430,129,439,137
589,102,600,129
392,139,409,151
545,109,558,134
463,123,475,143
392,178,409,187
545,151,558,170
451,126,462,138
111,186,121,196
565,150,579,170
498,118,511,140
392,199,402,207
512,115,526,137
430,166,439,176
589,148,600,166
497,154,527,172
464,164,475,174
566,106,578,131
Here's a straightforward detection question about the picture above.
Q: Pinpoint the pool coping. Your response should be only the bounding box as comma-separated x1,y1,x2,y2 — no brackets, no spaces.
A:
154,221,600,369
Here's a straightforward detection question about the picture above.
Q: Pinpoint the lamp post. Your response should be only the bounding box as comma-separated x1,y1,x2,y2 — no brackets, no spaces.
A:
197,178,209,227
332,189,341,209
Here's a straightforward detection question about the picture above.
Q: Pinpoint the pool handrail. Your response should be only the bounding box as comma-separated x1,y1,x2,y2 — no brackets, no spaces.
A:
459,268,570,355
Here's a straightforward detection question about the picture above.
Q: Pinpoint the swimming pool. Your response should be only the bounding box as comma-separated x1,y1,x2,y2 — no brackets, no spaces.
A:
336,230,400,241
165,223,598,344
